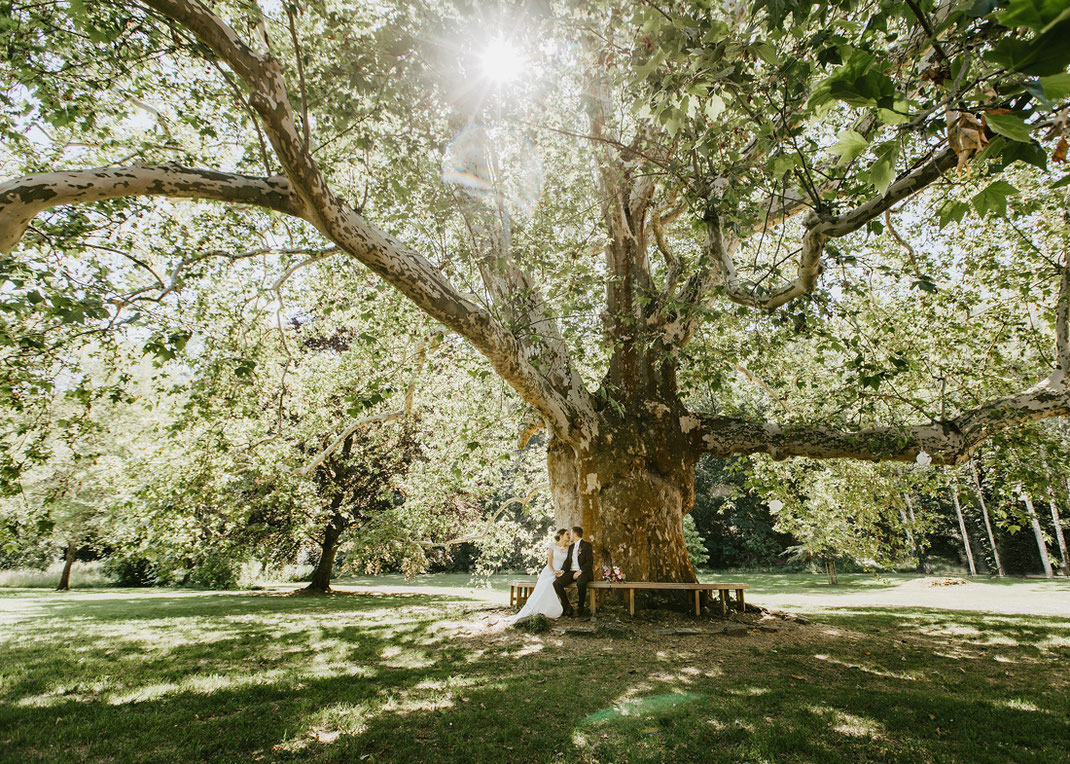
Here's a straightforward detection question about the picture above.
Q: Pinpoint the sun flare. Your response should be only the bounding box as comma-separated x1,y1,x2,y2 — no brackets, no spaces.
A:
480,38,525,83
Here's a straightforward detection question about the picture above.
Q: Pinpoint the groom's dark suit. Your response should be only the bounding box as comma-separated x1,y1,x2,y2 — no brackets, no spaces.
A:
553,539,593,615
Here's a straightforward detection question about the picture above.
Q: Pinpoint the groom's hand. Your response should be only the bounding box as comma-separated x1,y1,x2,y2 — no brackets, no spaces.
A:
555,571,563,577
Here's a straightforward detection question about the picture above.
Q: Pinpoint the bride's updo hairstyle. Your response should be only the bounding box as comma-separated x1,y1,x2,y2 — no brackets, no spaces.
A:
555,528,568,541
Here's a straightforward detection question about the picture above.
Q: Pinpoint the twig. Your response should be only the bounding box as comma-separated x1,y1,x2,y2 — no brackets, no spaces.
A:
296,334,442,476
285,4,311,150
884,210,923,278
417,483,548,547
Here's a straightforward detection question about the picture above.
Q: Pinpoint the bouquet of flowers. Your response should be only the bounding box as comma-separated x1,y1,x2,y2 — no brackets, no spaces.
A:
602,565,625,583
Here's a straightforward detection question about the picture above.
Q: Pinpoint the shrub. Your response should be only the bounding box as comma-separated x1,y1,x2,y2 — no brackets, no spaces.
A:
186,554,241,590
103,556,159,587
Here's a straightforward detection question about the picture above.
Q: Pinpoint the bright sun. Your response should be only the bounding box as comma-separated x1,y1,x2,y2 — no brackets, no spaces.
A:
480,38,525,83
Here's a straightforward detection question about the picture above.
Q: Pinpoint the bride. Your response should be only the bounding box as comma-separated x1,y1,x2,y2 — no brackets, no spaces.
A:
508,528,570,622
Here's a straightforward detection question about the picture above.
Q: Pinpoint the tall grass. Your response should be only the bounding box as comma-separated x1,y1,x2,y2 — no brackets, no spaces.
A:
0,561,114,589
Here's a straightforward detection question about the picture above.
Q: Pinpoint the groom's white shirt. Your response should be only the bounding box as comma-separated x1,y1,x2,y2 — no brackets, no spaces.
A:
570,541,581,571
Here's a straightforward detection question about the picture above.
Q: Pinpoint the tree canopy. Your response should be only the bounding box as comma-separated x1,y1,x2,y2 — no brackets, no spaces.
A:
2,0,1069,582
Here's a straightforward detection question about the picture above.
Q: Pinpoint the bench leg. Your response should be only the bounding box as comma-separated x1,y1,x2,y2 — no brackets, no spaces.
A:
736,588,745,612
629,588,635,616
510,586,515,609
694,589,701,616
719,589,727,615
590,587,598,615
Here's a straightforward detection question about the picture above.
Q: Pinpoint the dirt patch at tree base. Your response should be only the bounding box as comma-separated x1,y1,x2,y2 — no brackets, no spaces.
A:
454,604,823,646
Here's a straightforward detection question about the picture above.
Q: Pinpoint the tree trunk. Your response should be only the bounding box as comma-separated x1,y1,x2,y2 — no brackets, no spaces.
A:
56,541,76,591
971,460,1004,576
305,524,343,593
825,558,838,585
1041,471,1070,576
549,419,698,587
1021,490,1054,579
950,479,977,576
901,496,931,574
547,436,582,529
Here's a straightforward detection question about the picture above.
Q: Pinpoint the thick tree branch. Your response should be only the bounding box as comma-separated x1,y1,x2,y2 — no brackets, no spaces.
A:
137,0,596,443
458,195,583,397
689,237,1070,464
661,147,957,345
0,165,301,254
690,376,1068,465
1,0,596,445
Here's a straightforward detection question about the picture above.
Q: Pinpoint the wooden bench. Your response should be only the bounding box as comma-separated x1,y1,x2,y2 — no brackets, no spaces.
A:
509,579,749,616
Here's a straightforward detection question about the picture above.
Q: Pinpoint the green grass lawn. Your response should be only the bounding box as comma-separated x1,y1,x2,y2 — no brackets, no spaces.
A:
1,579,1068,763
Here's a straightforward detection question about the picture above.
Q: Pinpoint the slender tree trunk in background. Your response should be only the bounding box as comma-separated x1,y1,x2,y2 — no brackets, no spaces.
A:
950,477,977,575
971,460,1004,576
1021,490,1054,579
903,496,931,574
305,523,343,593
1044,485,1069,576
899,506,918,569
56,541,76,591
1040,455,1069,575
825,558,838,585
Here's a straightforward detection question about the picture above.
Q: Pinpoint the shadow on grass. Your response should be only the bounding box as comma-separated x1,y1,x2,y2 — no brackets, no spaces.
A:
1,591,1068,762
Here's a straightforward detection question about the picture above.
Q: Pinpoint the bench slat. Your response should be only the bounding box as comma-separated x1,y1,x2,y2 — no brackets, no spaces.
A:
508,579,750,616
508,579,749,589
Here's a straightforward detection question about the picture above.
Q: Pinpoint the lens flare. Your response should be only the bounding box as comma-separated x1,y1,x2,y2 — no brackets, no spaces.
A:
480,38,525,83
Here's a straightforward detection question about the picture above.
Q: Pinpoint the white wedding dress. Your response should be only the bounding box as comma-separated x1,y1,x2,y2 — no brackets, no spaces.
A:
508,545,566,622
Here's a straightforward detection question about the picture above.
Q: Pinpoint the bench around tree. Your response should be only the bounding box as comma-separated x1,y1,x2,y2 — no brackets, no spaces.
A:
509,579,749,616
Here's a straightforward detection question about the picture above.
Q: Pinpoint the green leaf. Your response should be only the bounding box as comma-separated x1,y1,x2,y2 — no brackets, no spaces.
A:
771,153,799,176
984,112,1034,143
704,94,726,121
828,71,896,108
971,179,1019,218
1040,6,1070,33
985,23,1070,75
876,108,911,125
996,0,1067,31
1052,174,1070,188
750,42,779,66
829,130,869,164
869,159,894,194
938,200,970,228
1000,140,1047,169
1040,72,1070,99
867,141,900,194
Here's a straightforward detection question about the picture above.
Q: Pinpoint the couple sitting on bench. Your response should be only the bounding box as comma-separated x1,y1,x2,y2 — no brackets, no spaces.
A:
507,526,592,623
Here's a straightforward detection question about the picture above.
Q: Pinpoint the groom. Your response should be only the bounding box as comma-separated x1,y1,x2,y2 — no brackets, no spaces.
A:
553,526,593,618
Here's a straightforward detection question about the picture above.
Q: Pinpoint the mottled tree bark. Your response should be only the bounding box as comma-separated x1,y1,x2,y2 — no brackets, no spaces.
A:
546,415,700,585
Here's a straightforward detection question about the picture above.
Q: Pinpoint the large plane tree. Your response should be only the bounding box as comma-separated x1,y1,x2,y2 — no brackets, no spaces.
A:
2,0,1069,583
